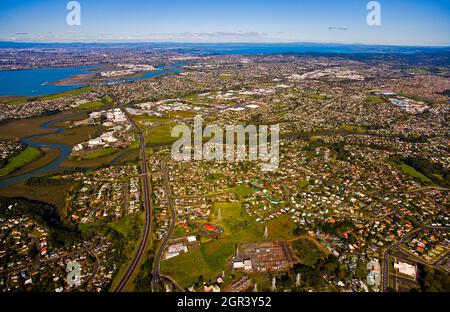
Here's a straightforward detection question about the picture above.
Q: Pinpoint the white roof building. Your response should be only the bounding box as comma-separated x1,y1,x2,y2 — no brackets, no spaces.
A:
394,261,417,279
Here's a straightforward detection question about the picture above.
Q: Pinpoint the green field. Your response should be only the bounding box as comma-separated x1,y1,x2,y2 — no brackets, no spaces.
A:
162,204,298,288
102,96,113,103
298,179,310,189
0,96,28,106
76,100,103,110
81,147,118,160
364,96,385,104
307,92,327,100
0,147,42,177
232,184,254,197
387,159,432,183
0,87,94,106
144,124,177,145
205,173,226,180
292,237,329,267
38,87,94,101
35,125,105,147
340,125,365,133
211,202,247,233
109,212,144,239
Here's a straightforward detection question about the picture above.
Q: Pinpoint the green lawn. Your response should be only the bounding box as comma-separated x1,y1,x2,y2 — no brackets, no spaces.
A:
76,100,103,110
232,184,254,197
108,212,144,239
0,96,28,106
364,96,385,104
0,87,93,106
81,147,117,160
102,96,113,103
0,147,42,177
398,162,432,183
387,159,432,183
39,87,93,101
206,173,226,180
161,247,217,288
292,237,328,267
171,226,189,238
307,92,327,100
340,125,365,133
161,206,299,288
145,124,177,145
298,179,310,190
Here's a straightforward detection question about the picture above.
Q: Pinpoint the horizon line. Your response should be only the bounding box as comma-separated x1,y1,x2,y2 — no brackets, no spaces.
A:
1,40,449,48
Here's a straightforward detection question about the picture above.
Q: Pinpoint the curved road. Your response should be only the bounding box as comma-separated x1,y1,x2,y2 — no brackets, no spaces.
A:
152,159,177,292
114,108,153,292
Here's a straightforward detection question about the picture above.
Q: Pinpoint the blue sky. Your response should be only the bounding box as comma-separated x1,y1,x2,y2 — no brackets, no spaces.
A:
0,0,449,45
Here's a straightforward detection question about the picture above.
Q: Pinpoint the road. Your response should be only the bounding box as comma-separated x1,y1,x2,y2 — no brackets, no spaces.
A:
381,227,422,291
114,108,153,292
381,226,448,291
160,274,185,292
152,159,177,292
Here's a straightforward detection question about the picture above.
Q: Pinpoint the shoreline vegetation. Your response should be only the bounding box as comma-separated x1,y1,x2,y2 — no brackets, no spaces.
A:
0,147,43,177
0,86,94,106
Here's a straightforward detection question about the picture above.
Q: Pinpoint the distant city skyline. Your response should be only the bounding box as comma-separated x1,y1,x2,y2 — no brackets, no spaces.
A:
0,0,449,46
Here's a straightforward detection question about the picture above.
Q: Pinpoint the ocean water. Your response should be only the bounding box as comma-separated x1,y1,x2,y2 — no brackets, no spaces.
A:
0,66,96,97
0,65,183,97
170,43,448,55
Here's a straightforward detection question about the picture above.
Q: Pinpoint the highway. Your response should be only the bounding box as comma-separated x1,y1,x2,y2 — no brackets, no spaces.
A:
114,108,153,292
152,159,177,292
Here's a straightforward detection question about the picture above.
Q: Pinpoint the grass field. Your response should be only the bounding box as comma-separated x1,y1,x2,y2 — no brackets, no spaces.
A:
62,149,127,168
0,96,28,105
108,212,148,292
161,206,299,288
172,225,189,238
298,179,310,189
38,87,94,101
0,87,93,106
211,202,247,233
205,173,226,180
0,114,64,140
307,92,327,100
292,237,329,267
102,96,113,103
144,124,177,145
35,125,105,147
340,125,365,133
3,148,60,179
0,181,70,210
364,96,385,104
232,184,254,197
0,147,42,177
76,100,104,110
387,159,432,184
81,147,118,160
109,212,144,239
